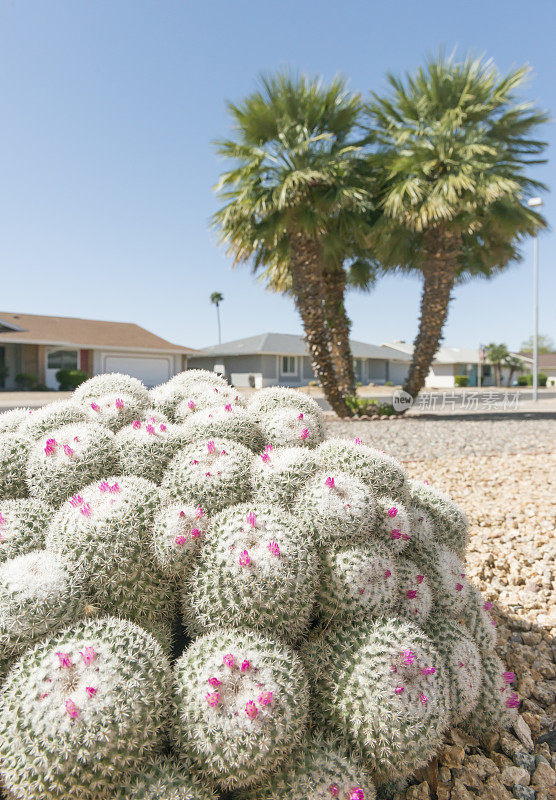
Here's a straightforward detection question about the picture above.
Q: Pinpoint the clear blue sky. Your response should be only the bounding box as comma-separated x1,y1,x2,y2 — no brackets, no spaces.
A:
1,0,554,352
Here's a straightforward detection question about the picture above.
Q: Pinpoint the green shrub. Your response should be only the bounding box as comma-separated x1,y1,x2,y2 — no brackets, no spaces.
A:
517,375,528,386
521,373,548,387
14,373,37,390
454,375,468,387
345,396,397,417
55,369,89,391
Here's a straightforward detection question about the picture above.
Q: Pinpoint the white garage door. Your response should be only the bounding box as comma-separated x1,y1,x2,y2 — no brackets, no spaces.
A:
103,355,172,387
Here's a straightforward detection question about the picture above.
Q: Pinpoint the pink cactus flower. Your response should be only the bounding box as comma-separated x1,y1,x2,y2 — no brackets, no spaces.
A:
402,649,415,665
69,494,84,507
160,424,166,432
329,786,340,797
416,575,424,584
238,549,251,567
99,481,110,492
390,530,401,539
246,512,257,528
268,541,280,557
491,619,498,627
175,535,187,546
132,420,141,429
421,666,436,675
424,480,430,485
264,444,273,453
90,403,100,412
506,693,519,708
406,589,418,599
297,412,304,420
206,691,220,707
299,428,309,440
387,507,398,518
359,588,365,595
195,505,203,519
401,532,411,541
0,513,4,526
115,398,124,409
63,444,74,457
205,472,211,477
44,438,57,456
245,700,258,719
109,482,120,493
503,671,516,684
223,654,235,668
207,677,221,688
190,528,201,539
460,573,466,579
80,647,97,665
56,652,72,668
350,790,365,800
225,404,232,412
188,400,195,410
325,476,335,489
384,569,392,578
261,452,271,463
258,691,273,706
240,660,251,672
85,686,97,698
39,692,50,700
354,437,362,445
65,699,80,718
394,686,404,694
207,440,216,454
190,459,199,466
456,583,464,592
419,693,428,704
483,601,493,610
146,424,155,435
79,504,92,517
220,449,227,455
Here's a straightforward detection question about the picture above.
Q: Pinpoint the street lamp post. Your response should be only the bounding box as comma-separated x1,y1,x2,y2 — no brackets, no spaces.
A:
527,197,543,402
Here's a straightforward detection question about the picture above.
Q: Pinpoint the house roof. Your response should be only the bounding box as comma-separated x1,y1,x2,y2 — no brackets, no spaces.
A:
384,341,527,365
519,352,556,369
0,312,195,354
191,332,411,361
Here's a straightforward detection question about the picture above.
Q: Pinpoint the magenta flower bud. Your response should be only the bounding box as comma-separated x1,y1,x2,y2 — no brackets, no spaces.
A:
267,541,280,557
245,700,258,719
329,786,339,797
69,494,84,507
225,404,232,412
421,666,436,675
109,482,120,493
505,693,519,708
79,503,92,517
264,444,273,452
146,424,155,435
190,527,201,539
238,549,251,567
402,649,415,665
483,601,493,610
246,512,257,528
390,529,401,539
419,693,428,704
324,476,335,489
80,646,96,665
297,412,304,420
406,589,418,599
223,654,235,668
503,671,516,683
44,438,57,456
85,686,97,698
56,652,72,668
350,789,365,800
132,420,141,429
299,428,309,440
206,691,220,707
188,400,195,410
416,575,424,584
174,535,187,546
354,437,362,445
99,481,110,492
384,569,392,578
63,444,74,457
90,403,100,412
160,424,167,432
456,583,464,592
394,686,404,694
387,507,398,517
207,440,216,454
115,398,124,409
65,699,80,718
207,677,221,688
240,660,251,672
195,505,203,519
258,691,273,706
261,452,271,463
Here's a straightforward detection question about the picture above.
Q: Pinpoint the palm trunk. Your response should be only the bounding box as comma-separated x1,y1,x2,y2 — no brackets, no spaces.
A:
323,266,356,396
403,229,460,399
289,233,351,417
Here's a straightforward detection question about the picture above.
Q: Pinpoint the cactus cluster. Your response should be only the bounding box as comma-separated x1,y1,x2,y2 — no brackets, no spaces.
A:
0,372,517,799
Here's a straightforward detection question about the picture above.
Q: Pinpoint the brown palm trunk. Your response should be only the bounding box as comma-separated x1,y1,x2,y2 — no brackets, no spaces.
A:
289,233,351,417
323,266,356,396
403,229,460,399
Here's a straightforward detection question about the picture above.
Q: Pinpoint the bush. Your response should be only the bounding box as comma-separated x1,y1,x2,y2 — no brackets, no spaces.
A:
345,395,397,417
454,375,469,387
14,373,37,390
0,376,518,796
520,373,548,387
517,375,528,386
55,369,89,391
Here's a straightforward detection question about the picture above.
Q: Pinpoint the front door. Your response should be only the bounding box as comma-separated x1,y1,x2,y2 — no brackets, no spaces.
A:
45,348,79,390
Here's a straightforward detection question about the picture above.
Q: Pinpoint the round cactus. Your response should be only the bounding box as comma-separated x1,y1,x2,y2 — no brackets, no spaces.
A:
247,386,324,421
45,476,173,645
463,651,519,740
179,405,265,452
317,541,399,627
173,392,235,422
303,617,450,783
19,399,89,441
0,497,52,562
373,496,413,554
0,430,31,499
73,372,150,405
0,549,86,661
114,758,219,800
316,437,408,499
237,734,376,800
250,445,319,509
409,534,471,617
174,627,310,790
457,584,498,654
162,437,253,514
395,559,433,622
114,419,188,482
79,392,148,432
0,407,32,434
408,478,469,556
0,616,172,799
294,470,376,546
425,616,482,725
26,422,117,506
153,377,241,421
151,501,208,577
182,502,318,643
257,406,325,449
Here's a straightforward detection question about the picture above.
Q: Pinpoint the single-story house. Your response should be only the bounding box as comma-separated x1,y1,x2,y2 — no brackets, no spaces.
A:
0,312,195,390
186,332,412,388
383,341,529,388
519,352,556,387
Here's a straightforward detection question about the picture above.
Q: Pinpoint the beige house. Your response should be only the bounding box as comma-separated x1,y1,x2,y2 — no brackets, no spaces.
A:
0,312,194,390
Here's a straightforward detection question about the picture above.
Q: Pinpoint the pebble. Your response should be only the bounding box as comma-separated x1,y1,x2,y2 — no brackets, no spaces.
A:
513,787,537,800
532,762,556,789
500,765,531,786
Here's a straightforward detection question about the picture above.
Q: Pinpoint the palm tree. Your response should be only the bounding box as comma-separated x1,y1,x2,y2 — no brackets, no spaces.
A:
366,54,548,399
212,72,376,416
503,353,524,387
484,343,509,387
210,292,224,344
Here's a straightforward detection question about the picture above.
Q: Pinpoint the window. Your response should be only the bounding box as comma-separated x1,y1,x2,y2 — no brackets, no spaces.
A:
482,365,492,377
47,349,78,370
281,356,296,375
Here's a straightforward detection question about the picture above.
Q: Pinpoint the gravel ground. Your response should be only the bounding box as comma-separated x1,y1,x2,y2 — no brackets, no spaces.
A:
390,451,555,800
326,417,556,461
